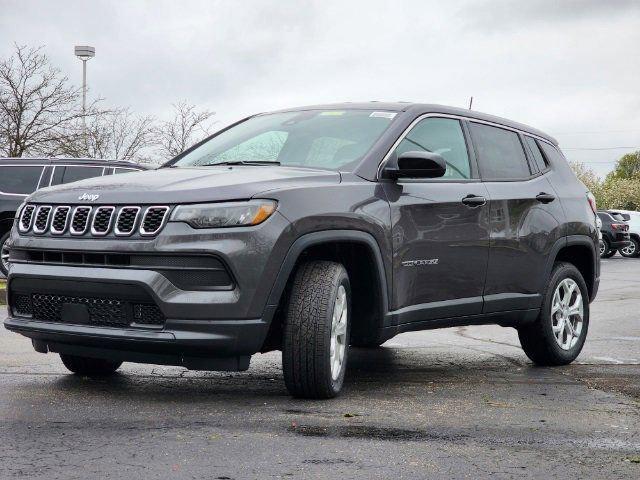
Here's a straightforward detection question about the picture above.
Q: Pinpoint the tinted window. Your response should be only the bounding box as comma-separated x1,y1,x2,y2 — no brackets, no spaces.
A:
114,168,138,175
395,118,471,179
61,166,104,184
0,166,43,194
524,136,548,171
469,123,531,180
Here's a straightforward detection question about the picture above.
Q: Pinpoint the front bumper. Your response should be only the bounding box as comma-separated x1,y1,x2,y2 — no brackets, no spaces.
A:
4,214,295,369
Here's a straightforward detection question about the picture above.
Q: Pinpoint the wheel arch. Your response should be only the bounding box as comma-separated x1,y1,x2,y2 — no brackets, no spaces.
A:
261,230,390,350
546,235,598,302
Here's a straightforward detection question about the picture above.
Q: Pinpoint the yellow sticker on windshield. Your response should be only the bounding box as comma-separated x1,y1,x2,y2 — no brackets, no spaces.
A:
319,111,346,116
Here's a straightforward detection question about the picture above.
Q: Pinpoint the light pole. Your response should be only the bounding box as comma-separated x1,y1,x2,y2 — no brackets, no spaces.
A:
74,45,95,146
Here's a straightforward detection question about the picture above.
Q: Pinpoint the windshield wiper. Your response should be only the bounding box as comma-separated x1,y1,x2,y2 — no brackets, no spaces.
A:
206,160,281,166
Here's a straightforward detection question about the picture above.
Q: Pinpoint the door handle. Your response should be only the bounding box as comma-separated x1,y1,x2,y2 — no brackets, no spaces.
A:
536,192,556,204
461,194,487,207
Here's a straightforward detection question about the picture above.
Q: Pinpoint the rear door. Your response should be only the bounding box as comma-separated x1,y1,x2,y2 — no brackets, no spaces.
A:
383,116,490,321
469,122,565,313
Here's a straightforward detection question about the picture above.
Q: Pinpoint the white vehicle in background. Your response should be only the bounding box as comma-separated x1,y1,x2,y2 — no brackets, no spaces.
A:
609,210,640,257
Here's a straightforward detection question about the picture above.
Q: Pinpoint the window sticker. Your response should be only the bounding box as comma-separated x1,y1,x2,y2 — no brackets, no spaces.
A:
319,111,346,116
369,111,397,119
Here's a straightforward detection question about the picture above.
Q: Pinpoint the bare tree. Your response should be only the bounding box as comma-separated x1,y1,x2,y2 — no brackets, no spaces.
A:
59,107,156,162
0,44,90,157
155,101,216,159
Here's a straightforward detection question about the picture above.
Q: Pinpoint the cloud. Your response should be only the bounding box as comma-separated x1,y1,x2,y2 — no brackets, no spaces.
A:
0,0,638,174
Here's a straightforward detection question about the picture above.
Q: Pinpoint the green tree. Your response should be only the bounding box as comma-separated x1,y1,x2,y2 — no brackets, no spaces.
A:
607,151,640,181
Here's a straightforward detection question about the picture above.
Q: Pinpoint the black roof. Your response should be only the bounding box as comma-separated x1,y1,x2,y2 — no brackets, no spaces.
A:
269,102,558,146
0,157,148,168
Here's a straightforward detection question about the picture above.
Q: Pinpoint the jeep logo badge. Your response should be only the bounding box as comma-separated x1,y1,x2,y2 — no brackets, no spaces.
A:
78,193,100,202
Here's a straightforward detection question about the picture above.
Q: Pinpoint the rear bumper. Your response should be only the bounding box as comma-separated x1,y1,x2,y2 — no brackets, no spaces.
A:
4,316,268,371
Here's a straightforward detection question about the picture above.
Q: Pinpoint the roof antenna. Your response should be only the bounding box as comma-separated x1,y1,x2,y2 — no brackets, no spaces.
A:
468,96,473,110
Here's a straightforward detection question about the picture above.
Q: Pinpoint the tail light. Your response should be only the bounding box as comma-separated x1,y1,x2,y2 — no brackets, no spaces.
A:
611,223,629,231
587,192,597,215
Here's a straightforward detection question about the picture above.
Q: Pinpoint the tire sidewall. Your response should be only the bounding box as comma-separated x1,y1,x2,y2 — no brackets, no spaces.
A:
599,238,609,258
0,231,10,276
324,270,351,396
539,264,590,363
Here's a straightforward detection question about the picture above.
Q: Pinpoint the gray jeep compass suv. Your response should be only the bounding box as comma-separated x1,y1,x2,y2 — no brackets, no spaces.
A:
4,103,600,398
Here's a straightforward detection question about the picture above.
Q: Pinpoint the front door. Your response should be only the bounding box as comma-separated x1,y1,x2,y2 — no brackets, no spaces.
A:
383,117,491,323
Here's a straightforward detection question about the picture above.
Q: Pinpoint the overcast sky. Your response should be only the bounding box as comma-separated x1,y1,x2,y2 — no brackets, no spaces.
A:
1,0,639,175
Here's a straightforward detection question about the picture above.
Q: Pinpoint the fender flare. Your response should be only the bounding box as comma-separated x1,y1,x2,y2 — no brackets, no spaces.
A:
263,230,390,319
543,234,598,298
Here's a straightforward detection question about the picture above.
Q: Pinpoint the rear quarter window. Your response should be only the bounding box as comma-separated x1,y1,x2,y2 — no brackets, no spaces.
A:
0,165,44,194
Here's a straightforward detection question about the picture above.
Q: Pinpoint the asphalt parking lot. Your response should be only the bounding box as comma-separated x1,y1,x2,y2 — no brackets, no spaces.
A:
1,257,639,480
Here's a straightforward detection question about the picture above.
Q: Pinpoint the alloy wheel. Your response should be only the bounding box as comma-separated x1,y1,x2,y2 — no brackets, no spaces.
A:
621,242,636,256
551,278,584,350
330,285,348,381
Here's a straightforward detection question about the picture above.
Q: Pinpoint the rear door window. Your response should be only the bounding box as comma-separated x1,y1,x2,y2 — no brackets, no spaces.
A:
469,123,531,180
61,166,104,184
0,165,44,194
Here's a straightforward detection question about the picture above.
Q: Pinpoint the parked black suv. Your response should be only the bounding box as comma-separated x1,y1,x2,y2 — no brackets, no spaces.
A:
4,103,600,398
0,158,146,275
596,210,630,258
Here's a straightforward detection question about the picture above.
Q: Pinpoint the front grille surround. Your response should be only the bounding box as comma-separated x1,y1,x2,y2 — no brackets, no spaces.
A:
115,206,140,236
50,206,71,235
19,204,170,237
140,206,170,236
33,206,52,234
70,206,93,235
19,205,36,233
91,206,115,236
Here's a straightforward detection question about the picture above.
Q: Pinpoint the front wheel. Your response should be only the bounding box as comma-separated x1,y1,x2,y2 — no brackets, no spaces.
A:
0,231,11,276
282,261,350,399
60,354,122,376
619,237,640,258
518,262,589,366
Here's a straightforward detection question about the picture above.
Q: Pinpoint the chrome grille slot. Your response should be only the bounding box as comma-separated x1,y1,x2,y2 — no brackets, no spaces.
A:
70,207,92,235
91,206,115,236
140,206,169,236
33,206,52,234
19,205,36,232
115,207,140,236
50,206,71,234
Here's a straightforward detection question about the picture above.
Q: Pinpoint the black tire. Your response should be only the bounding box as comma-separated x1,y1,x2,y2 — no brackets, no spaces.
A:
60,354,122,376
282,261,350,399
0,231,10,276
518,262,589,366
619,237,640,258
600,238,616,258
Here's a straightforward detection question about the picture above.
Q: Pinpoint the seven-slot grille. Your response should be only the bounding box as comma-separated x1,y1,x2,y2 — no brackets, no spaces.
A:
18,204,170,237
91,206,115,235
115,207,140,235
33,206,52,233
51,206,71,234
18,205,36,232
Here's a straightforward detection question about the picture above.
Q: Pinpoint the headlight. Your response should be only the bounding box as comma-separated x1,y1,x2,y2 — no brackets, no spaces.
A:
170,200,277,229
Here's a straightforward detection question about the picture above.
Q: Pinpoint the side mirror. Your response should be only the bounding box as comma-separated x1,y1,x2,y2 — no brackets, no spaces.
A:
383,151,447,179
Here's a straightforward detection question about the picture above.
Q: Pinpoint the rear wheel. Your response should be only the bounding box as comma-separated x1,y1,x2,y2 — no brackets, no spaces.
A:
599,238,615,258
60,354,122,376
619,237,640,258
282,261,350,399
518,262,589,366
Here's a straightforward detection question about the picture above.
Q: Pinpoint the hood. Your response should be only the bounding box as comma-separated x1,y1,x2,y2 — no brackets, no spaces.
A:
28,166,341,204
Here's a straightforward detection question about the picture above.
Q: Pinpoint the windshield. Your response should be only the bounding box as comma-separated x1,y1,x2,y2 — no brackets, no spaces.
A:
171,109,396,171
